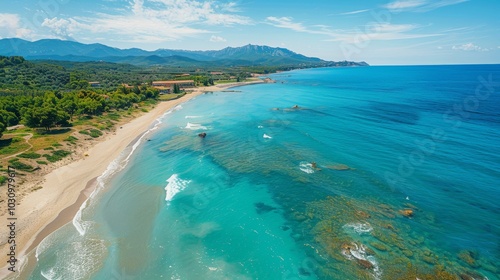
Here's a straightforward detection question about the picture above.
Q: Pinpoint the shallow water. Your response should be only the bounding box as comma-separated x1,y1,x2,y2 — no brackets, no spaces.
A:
21,65,500,279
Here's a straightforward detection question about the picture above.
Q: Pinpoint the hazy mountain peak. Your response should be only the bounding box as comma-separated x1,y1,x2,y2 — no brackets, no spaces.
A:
0,38,367,67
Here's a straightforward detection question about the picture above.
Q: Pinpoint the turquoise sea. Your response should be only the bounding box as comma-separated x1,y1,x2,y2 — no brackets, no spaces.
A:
16,65,500,279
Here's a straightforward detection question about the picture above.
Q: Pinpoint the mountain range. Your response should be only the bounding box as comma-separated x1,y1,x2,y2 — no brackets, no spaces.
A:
0,38,368,67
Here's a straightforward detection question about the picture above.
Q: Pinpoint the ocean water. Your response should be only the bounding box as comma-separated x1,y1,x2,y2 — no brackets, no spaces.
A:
16,65,500,279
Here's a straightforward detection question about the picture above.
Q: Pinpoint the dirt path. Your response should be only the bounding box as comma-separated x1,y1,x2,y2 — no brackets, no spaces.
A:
1,132,34,160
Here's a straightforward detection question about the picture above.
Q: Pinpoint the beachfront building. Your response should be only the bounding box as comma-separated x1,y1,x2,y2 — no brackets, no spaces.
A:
89,81,101,88
152,80,195,94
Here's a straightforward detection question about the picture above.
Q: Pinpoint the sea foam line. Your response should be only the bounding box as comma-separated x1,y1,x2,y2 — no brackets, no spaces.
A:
185,122,208,130
299,162,315,174
165,174,191,203
342,222,373,234
72,114,165,236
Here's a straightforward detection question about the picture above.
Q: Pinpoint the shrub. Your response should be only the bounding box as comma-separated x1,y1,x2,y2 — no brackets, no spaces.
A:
79,129,103,138
44,150,71,162
18,152,42,159
64,136,78,143
89,129,103,138
8,159,34,171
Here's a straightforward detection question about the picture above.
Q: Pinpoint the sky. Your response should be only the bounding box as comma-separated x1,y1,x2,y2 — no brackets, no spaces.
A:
1,0,499,65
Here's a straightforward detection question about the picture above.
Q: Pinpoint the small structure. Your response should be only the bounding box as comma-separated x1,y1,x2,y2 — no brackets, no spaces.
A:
152,80,195,89
152,80,195,94
89,82,101,88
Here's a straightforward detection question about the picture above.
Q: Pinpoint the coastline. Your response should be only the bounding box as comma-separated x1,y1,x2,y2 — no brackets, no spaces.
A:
0,80,264,277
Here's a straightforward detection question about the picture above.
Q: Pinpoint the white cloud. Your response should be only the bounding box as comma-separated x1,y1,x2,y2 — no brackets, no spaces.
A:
338,9,369,15
330,23,440,44
371,23,416,33
0,13,36,40
266,17,440,44
384,0,427,11
42,18,80,40
452,43,489,51
265,17,309,33
220,2,240,12
210,35,226,42
384,0,468,12
425,0,469,10
41,0,251,43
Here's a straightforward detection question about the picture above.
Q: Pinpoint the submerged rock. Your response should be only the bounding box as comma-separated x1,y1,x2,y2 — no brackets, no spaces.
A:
280,225,290,231
298,267,312,276
355,210,371,219
327,164,351,171
293,212,307,222
370,242,389,252
198,132,207,138
356,259,374,270
255,202,277,214
458,250,480,268
460,271,488,280
399,209,414,217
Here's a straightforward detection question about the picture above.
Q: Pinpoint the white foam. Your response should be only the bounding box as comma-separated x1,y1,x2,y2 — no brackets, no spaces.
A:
341,242,382,280
258,125,264,129
185,115,202,119
72,115,165,236
40,238,107,280
263,134,272,139
72,205,87,236
185,122,208,130
41,267,57,280
299,162,315,174
343,222,373,234
165,174,191,202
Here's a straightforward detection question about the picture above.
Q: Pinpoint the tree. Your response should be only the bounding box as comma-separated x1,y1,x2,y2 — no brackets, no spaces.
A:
173,83,180,94
0,112,7,138
0,122,5,138
23,106,69,131
59,93,78,120
0,109,18,126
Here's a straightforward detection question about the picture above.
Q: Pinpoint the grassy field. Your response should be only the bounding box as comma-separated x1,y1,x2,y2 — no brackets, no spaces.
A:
158,92,186,101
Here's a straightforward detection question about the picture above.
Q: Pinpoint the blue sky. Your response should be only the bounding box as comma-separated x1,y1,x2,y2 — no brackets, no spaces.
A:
1,0,499,65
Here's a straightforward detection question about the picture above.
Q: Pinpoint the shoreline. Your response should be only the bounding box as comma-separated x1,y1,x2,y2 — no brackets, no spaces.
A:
0,79,264,277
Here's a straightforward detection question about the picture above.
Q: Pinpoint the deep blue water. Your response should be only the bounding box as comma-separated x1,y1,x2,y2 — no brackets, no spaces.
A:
18,65,500,279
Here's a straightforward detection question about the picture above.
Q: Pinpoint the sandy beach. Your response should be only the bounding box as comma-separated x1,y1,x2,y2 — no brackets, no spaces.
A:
0,80,263,277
